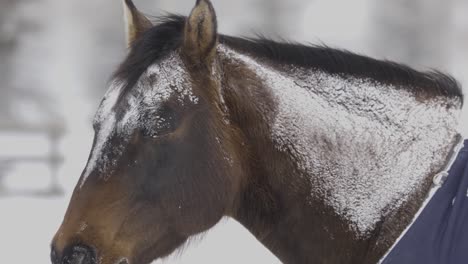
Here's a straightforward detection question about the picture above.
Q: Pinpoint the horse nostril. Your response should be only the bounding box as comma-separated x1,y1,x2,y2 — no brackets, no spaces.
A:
62,245,97,264
50,246,59,264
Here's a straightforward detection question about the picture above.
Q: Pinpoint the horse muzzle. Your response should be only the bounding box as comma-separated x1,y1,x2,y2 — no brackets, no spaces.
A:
51,244,97,264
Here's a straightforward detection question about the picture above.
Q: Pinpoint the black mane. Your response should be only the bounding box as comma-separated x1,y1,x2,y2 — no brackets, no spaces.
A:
115,15,464,105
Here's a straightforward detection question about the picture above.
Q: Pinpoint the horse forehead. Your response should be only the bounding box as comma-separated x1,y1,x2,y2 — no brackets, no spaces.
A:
96,52,192,122
123,52,197,112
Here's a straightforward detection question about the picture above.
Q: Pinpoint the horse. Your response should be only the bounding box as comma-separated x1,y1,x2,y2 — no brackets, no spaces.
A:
51,0,465,263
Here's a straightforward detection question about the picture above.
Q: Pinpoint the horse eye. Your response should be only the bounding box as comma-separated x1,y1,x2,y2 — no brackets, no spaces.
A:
142,105,179,138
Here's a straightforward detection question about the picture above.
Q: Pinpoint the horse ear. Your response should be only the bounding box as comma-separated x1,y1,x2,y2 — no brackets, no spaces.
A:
183,0,218,65
123,0,153,48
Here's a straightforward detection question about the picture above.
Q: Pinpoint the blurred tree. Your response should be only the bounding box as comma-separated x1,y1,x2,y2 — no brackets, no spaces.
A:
0,0,17,120
0,0,64,195
372,0,453,70
63,0,126,100
0,0,55,124
452,0,468,84
258,0,306,40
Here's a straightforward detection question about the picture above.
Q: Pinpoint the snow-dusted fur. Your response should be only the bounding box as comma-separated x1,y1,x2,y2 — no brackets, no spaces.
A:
220,45,462,237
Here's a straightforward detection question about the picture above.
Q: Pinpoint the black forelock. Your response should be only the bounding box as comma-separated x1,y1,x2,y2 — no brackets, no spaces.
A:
114,15,464,105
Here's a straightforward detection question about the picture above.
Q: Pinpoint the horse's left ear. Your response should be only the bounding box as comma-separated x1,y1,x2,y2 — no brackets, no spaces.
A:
183,0,218,65
123,0,153,48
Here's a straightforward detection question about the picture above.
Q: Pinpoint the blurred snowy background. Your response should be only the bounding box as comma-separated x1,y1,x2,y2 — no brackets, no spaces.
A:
0,0,467,263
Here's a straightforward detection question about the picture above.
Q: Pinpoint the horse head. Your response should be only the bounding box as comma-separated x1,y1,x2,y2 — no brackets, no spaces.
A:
51,1,245,263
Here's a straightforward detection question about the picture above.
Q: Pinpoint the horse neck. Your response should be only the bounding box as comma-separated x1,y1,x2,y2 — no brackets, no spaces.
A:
218,45,462,263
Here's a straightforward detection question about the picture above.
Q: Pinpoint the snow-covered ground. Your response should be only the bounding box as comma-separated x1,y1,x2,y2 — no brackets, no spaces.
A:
0,198,280,264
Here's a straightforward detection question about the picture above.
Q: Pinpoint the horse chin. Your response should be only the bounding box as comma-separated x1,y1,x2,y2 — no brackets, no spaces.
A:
111,258,129,264
131,234,189,264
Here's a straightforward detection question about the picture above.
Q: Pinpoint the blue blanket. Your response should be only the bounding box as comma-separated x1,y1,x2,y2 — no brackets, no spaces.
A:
382,139,468,264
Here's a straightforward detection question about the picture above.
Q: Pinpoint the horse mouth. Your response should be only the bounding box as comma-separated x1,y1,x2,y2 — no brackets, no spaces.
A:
116,258,130,264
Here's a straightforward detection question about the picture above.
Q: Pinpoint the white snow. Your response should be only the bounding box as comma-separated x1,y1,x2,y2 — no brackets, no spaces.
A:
220,45,462,237
0,197,67,264
80,81,122,187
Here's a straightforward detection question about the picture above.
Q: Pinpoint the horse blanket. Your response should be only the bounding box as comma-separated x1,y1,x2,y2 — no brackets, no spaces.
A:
381,139,468,264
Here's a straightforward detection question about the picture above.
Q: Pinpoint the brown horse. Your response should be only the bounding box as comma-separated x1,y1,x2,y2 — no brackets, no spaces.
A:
51,0,464,263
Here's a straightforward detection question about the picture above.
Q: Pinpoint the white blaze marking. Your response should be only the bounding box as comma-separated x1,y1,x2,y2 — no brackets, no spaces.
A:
79,52,197,188
80,81,123,188
220,45,462,237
